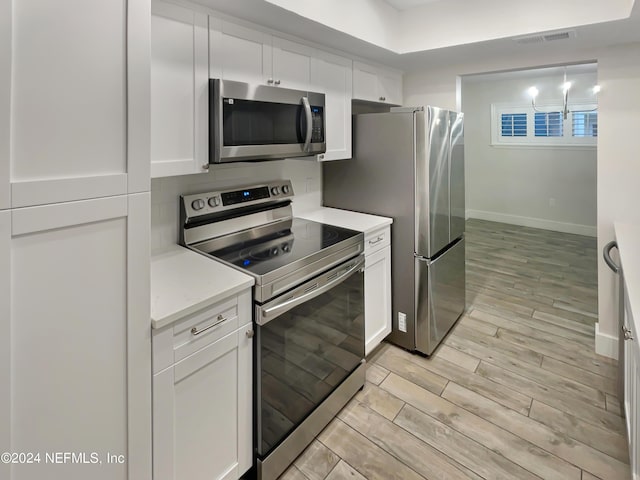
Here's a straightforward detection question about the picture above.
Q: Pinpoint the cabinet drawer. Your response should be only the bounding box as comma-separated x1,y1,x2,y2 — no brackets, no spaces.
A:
153,296,240,373
365,226,390,255
173,297,239,362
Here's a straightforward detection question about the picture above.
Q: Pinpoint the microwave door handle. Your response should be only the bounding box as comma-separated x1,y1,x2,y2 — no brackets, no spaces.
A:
302,96,312,152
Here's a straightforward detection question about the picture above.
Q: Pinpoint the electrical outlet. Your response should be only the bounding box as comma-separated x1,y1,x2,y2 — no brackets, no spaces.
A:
398,312,407,332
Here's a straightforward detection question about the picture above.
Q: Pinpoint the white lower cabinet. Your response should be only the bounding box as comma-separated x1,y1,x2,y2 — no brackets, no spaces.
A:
623,290,640,479
152,292,252,480
364,226,392,355
1,194,152,480
365,245,392,355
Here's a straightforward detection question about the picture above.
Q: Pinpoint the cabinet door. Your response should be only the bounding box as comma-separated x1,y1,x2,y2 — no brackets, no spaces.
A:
272,37,314,91
153,323,253,480
312,52,352,161
5,195,151,480
0,1,10,210
623,296,639,477
210,19,273,85
9,0,136,206
151,2,208,178
0,211,9,480
365,245,392,355
353,61,379,103
353,61,403,105
378,70,403,105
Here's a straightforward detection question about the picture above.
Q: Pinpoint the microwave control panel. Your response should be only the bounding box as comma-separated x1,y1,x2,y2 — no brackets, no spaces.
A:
311,106,324,143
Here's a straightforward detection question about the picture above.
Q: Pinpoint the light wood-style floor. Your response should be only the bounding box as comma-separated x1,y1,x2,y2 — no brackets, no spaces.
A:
279,219,629,480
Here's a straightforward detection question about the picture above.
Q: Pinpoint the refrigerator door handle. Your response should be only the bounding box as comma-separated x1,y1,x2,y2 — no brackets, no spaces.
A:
603,240,620,274
414,253,429,263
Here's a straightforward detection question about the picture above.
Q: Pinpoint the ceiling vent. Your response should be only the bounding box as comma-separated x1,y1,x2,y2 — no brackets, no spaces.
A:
514,30,576,45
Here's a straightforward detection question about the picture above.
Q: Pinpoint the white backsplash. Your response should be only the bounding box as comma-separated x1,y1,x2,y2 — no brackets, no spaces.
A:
151,158,323,253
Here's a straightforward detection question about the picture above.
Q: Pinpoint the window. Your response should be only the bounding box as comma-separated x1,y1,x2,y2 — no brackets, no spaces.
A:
491,103,597,147
534,112,563,137
572,111,598,137
501,113,527,137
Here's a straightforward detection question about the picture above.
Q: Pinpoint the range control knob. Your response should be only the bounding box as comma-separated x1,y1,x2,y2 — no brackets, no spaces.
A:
191,199,205,211
208,196,220,207
282,244,290,252
271,186,280,195
271,248,279,256
282,185,290,194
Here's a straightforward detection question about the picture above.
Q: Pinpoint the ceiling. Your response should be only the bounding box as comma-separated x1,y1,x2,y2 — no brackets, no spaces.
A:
194,0,640,71
462,63,598,83
383,0,441,11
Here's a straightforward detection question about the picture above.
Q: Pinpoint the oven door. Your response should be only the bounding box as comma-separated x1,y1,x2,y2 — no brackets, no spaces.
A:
210,79,326,163
255,255,365,458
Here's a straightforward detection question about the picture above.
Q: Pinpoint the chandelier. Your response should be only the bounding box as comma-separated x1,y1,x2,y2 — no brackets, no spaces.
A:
527,69,600,120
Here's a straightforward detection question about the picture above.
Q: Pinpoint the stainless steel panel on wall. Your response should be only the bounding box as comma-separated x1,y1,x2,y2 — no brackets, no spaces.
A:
419,107,451,258
450,111,465,242
415,238,466,355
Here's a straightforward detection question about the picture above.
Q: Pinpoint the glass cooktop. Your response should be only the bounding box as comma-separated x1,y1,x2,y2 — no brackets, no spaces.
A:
206,218,361,277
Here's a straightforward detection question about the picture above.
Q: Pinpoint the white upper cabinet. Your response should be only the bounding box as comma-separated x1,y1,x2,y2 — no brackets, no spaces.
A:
312,52,353,161
0,1,10,210
378,69,403,106
151,1,209,178
209,19,273,85
271,37,314,91
353,61,403,105
210,20,313,91
9,0,131,206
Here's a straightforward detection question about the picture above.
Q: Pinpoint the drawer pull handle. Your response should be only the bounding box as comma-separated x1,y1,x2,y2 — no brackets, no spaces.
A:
246,329,254,338
368,235,384,245
623,325,634,341
191,315,225,336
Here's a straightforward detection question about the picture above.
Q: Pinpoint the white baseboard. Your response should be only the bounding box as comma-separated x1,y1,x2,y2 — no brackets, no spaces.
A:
466,209,597,237
595,322,618,360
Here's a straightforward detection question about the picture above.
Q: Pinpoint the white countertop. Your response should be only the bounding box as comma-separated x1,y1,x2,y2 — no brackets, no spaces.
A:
298,207,392,233
151,245,254,329
615,222,640,335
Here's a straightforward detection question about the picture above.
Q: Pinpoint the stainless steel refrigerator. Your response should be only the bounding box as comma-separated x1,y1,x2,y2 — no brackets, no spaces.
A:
323,106,465,355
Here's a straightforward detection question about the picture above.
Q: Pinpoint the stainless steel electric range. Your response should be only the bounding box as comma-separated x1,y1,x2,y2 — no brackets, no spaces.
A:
179,180,366,480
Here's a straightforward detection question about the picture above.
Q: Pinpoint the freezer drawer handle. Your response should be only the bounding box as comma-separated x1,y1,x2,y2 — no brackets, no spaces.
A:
622,325,634,341
258,256,365,325
603,241,620,274
191,315,226,336
368,235,384,246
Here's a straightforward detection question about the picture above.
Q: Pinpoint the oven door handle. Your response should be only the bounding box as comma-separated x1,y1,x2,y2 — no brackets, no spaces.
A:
257,256,365,325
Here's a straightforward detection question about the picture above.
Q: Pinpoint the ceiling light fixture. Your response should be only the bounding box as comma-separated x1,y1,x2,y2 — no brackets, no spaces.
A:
528,68,599,120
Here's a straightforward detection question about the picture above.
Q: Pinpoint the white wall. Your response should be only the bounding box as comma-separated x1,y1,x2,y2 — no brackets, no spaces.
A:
151,160,322,253
404,42,640,355
462,70,597,236
597,43,640,356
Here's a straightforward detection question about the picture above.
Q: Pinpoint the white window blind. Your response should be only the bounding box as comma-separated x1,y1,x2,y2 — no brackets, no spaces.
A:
534,112,563,137
491,103,597,147
501,113,527,137
572,111,598,137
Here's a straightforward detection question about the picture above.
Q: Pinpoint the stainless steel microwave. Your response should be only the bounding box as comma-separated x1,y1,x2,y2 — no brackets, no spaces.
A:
209,79,326,163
